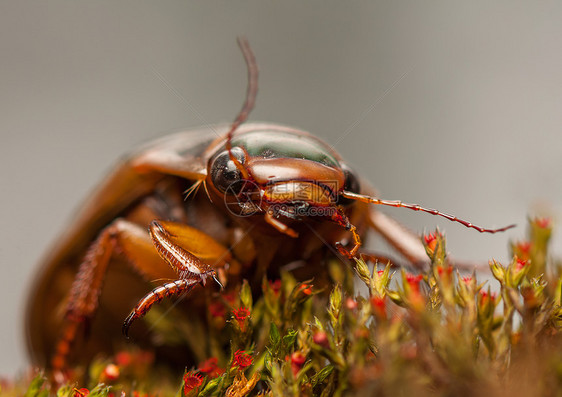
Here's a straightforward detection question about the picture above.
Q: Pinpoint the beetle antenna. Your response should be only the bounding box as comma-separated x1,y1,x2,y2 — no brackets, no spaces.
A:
341,191,516,233
224,37,258,180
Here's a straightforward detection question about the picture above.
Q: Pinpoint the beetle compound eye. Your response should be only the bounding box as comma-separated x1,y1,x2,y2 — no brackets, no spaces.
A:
338,164,361,206
210,147,247,194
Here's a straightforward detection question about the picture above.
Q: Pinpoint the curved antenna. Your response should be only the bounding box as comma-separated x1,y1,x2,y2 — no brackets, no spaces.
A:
224,37,259,180
341,191,516,233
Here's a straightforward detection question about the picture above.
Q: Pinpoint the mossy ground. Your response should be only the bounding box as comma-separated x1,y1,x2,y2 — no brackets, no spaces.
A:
3,217,562,396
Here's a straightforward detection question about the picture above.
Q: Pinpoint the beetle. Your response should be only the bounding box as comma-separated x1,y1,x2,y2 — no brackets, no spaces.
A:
25,38,514,380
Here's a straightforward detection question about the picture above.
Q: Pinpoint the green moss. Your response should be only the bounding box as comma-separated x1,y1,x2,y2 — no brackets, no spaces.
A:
5,217,562,396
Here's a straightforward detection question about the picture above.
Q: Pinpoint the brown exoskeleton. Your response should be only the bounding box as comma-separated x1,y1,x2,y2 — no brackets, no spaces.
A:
25,38,514,382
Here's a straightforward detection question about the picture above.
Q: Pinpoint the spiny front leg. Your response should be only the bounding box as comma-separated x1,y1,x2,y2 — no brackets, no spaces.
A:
122,278,199,337
149,220,217,283
120,220,230,336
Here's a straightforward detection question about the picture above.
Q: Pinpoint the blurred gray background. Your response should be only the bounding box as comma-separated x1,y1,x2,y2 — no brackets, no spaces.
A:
1,1,561,376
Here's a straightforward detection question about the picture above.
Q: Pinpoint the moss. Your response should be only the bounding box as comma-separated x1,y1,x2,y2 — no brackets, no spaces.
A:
5,217,562,396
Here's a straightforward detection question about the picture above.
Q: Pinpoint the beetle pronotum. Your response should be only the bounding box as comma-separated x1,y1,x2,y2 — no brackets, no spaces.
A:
25,38,514,382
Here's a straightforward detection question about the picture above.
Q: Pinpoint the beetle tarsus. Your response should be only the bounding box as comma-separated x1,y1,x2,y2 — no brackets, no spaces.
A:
121,278,199,339
212,273,224,290
122,311,135,339
335,242,353,259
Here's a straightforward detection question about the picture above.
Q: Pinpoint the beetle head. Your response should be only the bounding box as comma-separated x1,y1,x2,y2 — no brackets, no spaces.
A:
206,127,362,225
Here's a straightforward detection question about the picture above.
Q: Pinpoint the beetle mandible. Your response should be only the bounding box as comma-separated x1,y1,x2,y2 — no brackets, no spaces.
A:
25,38,514,380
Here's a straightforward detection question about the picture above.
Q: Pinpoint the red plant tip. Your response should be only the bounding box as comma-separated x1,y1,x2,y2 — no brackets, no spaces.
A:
199,358,218,371
102,363,120,381
233,307,251,331
423,232,438,251
345,297,358,310
515,258,529,271
114,351,132,367
269,279,282,295
73,388,90,397
377,270,385,277
436,265,453,286
232,350,253,369
405,274,423,291
198,356,217,372
479,290,497,303
437,265,453,276
461,276,473,284
405,273,423,283
290,352,307,376
370,296,387,319
534,217,551,229
198,357,224,378
209,301,226,318
298,283,313,295
405,273,425,309
233,307,251,321
516,241,532,254
312,330,330,348
183,371,204,394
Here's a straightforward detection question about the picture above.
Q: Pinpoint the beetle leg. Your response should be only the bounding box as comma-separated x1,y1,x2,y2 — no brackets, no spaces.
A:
330,208,362,258
52,219,176,374
122,278,199,337
264,211,299,238
53,218,235,377
117,220,235,335
148,220,235,277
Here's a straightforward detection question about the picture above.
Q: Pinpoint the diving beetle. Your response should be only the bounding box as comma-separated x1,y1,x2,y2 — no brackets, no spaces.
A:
25,38,514,379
